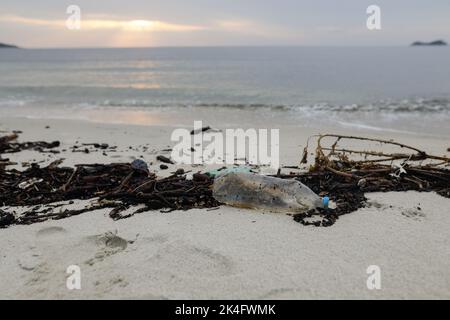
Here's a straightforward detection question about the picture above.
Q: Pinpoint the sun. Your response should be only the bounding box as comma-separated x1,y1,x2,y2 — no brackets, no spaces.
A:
126,20,155,31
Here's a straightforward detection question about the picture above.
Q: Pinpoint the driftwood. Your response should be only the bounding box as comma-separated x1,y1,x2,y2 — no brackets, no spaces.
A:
290,134,450,226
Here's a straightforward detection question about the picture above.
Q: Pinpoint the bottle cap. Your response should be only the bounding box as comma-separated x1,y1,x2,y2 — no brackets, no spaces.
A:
322,196,330,209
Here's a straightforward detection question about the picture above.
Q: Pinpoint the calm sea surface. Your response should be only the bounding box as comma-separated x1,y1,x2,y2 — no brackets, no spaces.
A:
1,47,449,134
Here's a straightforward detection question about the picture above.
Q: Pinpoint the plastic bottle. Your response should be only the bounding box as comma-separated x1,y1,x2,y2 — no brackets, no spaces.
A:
212,172,323,213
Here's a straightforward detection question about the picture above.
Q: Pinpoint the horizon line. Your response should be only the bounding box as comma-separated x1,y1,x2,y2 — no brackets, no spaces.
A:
2,43,436,50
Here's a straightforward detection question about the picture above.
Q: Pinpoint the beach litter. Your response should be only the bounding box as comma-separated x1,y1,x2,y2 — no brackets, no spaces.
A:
0,132,449,228
190,125,211,135
18,178,43,190
130,159,149,174
213,172,323,213
156,155,174,164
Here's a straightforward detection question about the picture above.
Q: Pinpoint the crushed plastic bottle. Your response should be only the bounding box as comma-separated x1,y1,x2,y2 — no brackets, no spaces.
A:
212,172,323,213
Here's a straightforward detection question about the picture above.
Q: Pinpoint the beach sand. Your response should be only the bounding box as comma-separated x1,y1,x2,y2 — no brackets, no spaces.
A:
1,115,449,299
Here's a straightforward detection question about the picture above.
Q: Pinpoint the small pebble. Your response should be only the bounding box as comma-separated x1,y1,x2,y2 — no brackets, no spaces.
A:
156,155,173,164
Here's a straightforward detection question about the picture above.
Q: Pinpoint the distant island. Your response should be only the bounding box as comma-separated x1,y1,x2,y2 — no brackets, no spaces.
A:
411,40,447,46
0,42,19,48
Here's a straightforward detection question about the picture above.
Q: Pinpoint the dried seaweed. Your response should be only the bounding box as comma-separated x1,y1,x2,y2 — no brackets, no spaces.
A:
0,133,60,154
0,133,218,228
1,132,449,228
0,162,219,227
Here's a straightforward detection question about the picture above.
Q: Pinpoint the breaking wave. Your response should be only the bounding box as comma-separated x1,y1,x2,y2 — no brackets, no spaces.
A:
91,97,450,113
1,95,450,114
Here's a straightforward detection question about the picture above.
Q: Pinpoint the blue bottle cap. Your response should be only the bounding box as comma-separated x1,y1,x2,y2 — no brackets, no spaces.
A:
322,196,330,208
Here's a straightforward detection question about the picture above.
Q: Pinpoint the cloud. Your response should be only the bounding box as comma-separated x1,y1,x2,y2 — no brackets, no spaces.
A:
0,14,204,32
214,19,302,40
0,14,304,47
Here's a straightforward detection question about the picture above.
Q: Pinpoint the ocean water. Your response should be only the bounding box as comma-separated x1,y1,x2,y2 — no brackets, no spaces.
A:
0,46,449,134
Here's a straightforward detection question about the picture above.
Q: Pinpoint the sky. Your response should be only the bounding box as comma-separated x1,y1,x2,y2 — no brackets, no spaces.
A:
0,0,449,48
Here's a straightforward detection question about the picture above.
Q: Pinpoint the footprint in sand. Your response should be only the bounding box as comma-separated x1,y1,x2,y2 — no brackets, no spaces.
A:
23,262,51,286
368,201,426,221
401,208,426,221
84,231,129,266
149,242,234,277
93,275,129,294
17,253,41,271
36,226,67,238
18,226,66,271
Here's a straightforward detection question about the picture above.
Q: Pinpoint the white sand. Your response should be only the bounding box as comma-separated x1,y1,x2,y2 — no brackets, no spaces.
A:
1,115,450,299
